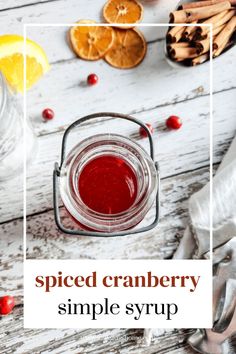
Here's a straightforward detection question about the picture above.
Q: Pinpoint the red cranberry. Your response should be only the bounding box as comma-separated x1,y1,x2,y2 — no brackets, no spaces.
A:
42,108,54,120
166,115,182,130
0,295,15,315
87,73,98,86
139,123,154,138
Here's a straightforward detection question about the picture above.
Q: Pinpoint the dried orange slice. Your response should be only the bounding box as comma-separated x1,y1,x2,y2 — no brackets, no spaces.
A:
103,0,143,28
69,22,114,60
104,28,147,69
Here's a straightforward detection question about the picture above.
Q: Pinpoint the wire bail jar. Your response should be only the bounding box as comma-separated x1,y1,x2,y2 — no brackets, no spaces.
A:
53,112,160,237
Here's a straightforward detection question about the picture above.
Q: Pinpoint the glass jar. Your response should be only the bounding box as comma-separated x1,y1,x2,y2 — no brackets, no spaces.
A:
59,134,158,233
0,72,36,181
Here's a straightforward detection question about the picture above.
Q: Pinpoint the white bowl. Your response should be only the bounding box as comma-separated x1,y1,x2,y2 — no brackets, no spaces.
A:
164,0,236,68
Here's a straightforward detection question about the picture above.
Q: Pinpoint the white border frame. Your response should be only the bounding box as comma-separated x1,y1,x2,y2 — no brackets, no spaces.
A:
23,23,213,327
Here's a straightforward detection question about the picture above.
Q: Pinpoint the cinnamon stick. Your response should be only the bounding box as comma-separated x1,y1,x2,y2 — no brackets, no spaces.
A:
191,53,209,65
181,0,236,10
197,9,235,35
170,1,231,23
214,43,226,55
170,46,198,59
196,38,211,53
175,26,187,42
197,33,209,40
183,21,198,37
167,26,185,43
168,42,189,51
213,15,236,49
168,0,236,64
211,23,225,35
187,29,206,41
187,31,198,41
213,39,233,56
195,24,227,53
216,9,236,26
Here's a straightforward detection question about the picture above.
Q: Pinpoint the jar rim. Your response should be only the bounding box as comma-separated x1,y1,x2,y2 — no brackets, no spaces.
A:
59,133,158,232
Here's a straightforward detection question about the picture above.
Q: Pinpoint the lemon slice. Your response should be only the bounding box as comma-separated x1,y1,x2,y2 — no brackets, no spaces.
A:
0,35,50,93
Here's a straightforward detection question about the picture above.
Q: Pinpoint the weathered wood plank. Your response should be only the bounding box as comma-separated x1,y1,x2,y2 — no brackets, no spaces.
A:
25,165,211,260
0,165,212,354
28,38,211,136
0,308,195,354
0,0,54,11
2,0,235,72
0,165,211,270
2,88,235,223
0,156,207,353
0,166,211,308
26,45,235,138
26,41,235,137
1,3,235,126
0,0,177,44
0,2,234,353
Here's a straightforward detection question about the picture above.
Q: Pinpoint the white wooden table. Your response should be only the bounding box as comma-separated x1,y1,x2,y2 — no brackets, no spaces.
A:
0,1,236,353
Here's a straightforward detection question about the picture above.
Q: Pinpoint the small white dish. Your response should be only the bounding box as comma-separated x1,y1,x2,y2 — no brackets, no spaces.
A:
164,0,236,68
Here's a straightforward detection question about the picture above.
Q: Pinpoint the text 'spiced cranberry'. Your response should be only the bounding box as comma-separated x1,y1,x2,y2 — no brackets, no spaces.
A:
78,155,137,214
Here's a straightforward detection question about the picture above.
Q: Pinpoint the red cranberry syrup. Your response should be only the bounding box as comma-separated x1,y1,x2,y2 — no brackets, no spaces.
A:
78,155,138,214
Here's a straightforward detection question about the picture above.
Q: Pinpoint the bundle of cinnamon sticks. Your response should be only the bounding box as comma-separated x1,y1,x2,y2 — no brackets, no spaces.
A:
167,0,236,65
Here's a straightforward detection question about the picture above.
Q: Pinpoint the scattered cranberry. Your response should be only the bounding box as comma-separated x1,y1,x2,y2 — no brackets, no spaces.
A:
87,73,98,86
0,295,15,315
42,108,54,120
139,123,154,138
166,115,182,130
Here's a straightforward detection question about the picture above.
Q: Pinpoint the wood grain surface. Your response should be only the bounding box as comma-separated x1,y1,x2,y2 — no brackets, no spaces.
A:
0,0,236,353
